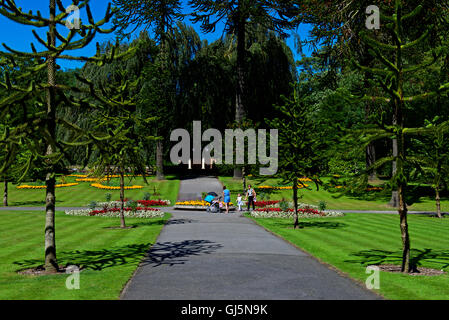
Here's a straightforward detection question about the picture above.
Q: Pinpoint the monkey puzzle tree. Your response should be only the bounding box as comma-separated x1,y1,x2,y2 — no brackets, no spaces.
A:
112,0,184,180
266,83,322,229
299,0,449,205
409,119,449,219
189,0,300,179
0,0,127,272
348,0,449,272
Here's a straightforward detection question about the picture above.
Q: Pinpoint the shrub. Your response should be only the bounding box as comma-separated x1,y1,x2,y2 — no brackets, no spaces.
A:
318,201,327,211
127,200,138,213
105,193,112,202
143,192,151,201
279,199,289,212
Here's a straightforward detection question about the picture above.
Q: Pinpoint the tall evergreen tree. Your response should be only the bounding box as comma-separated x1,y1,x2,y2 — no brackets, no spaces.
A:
0,0,127,272
189,0,300,179
348,0,449,272
266,83,322,229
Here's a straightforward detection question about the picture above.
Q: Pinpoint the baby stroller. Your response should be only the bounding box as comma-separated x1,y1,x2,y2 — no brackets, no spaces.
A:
204,192,221,213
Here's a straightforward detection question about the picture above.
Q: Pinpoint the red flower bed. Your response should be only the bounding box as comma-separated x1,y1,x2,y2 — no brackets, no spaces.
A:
137,200,169,207
254,200,280,207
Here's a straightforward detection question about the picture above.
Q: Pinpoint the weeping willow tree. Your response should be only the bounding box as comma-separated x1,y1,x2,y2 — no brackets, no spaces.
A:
0,0,131,272
349,0,449,273
189,0,300,179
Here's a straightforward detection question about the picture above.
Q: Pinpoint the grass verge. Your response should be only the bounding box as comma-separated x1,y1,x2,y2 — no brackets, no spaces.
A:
0,210,169,299
220,176,449,212
3,175,180,207
249,212,449,300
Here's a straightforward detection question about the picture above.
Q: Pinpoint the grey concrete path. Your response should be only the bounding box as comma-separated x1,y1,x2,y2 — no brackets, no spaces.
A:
121,177,380,300
176,175,223,201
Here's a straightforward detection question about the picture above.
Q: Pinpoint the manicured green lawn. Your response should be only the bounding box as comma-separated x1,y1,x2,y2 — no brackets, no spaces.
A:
3,175,180,207
0,210,169,299
250,212,449,300
220,176,449,212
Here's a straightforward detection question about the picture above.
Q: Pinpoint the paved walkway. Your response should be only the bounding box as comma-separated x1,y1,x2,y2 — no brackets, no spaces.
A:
176,175,224,201
121,177,380,300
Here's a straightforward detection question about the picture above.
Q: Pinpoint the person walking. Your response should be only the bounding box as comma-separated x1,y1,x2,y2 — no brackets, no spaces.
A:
246,185,256,211
223,185,231,214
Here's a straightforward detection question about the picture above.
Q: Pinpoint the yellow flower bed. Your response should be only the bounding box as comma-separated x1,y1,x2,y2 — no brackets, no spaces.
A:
67,174,88,178
175,200,209,206
76,178,104,182
90,183,143,190
17,183,79,189
257,184,309,190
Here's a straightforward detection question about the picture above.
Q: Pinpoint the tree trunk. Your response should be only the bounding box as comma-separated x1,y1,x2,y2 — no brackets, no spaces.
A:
44,0,58,273
435,187,442,218
3,180,7,207
233,12,246,180
366,142,377,181
156,139,165,180
398,184,410,273
119,168,126,228
293,179,299,229
364,80,377,181
389,139,399,207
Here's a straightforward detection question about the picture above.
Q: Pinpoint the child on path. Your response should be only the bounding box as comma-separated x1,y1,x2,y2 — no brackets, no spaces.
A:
237,194,244,211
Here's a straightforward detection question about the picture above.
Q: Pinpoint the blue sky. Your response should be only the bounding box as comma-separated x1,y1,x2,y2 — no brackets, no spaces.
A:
0,0,312,70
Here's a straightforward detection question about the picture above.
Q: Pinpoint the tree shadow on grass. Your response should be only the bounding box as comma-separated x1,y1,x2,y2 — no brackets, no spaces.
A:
128,220,167,227
10,200,47,206
140,240,223,267
272,221,348,230
345,248,449,270
14,243,153,271
13,240,222,272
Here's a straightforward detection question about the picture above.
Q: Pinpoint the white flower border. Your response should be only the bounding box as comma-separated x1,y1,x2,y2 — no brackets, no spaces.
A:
250,210,344,219
65,208,165,218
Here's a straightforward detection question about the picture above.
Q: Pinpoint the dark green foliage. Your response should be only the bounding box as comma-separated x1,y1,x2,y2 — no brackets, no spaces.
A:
267,83,323,228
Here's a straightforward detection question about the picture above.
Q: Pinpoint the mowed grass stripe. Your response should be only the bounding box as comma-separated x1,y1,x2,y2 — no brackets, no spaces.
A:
0,211,168,300
251,213,449,299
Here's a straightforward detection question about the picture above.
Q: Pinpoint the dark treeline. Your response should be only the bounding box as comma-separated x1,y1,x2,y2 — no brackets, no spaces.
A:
56,22,297,169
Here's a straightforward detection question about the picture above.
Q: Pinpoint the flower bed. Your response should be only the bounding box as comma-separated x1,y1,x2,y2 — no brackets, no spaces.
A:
174,200,235,211
17,183,79,189
137,200,170,206
256,184,309,190
249,207,344,219
76,178,103,182
90,183,143,190
254,200,280,207
65,207,164,218
94,200,170,208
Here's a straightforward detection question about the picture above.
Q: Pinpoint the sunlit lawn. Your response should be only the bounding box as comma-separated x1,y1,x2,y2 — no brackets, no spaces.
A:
0,210,169,300
3,175,180,207
220,176,448,212
250,212,449,300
